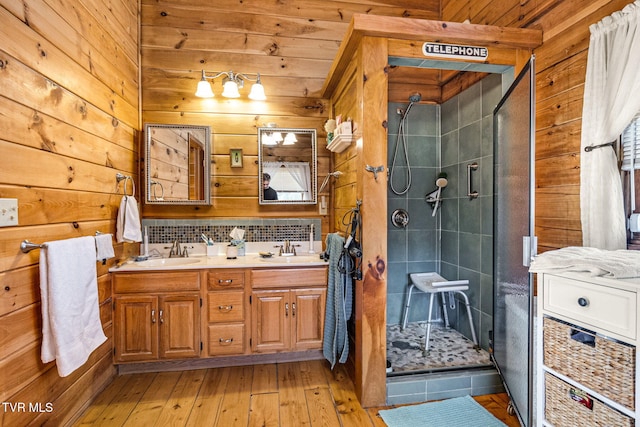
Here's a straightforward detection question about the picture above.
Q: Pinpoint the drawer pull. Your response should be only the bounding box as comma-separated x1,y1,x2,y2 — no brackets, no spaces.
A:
218,279,233,285
577,297,589,307
570,328,596,347
218,338,234,345
218,305,233,312
151,309,156,324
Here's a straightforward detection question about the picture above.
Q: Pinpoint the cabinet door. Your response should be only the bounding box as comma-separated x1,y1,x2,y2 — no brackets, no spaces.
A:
292,288,326,350
251,290,290,352
159,294,200,359
114,296,158,362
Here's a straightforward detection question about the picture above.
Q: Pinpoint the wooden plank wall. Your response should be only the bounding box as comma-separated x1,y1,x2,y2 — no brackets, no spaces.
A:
0,0,139,425
139,0,439,234
442,0,635,253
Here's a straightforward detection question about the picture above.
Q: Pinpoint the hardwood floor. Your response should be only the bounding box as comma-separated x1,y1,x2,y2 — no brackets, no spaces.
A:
72,360,520,426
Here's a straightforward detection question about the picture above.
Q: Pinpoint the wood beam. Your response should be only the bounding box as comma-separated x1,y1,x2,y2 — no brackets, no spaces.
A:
322,14,543,98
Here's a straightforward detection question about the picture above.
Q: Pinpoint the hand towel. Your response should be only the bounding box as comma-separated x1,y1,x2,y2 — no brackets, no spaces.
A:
529,246,640,278
322,233,353,368
116,195,142,243
94,233,115,261
40,236,107,377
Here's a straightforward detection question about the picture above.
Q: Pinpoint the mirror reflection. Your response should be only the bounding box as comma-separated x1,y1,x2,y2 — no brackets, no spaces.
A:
258,127,317,205
144,124,211,205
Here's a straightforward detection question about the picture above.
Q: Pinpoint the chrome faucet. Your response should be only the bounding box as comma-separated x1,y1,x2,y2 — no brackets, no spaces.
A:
168,240,189,257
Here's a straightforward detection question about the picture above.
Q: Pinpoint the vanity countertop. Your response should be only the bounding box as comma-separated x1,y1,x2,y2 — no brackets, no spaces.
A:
110,253,327,272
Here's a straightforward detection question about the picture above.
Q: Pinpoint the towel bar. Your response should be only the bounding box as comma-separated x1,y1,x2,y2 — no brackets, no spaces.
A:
21,240,46,253
20,232,105,253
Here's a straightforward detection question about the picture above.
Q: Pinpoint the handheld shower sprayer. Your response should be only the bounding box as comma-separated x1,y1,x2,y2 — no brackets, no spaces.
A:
319,171,343,193
390,93,423,195
426,173,448,217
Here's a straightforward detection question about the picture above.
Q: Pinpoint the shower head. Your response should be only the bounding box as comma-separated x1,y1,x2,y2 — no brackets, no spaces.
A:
408,93,422,103
436,177,448,188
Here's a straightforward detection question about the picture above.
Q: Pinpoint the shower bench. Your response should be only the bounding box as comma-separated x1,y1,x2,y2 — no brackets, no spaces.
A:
401,272,478,355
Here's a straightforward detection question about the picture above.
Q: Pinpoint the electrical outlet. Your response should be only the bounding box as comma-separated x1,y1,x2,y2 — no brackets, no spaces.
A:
0,198,18,226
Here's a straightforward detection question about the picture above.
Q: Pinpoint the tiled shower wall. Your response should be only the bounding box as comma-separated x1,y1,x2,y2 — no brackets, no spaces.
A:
387,73,505,351
142,218,321,244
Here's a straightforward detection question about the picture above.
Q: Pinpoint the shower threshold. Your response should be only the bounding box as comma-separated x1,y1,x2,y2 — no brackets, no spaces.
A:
386,322,502,405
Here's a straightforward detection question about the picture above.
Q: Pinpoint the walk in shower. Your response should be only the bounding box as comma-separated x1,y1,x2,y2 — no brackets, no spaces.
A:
386,72,506,376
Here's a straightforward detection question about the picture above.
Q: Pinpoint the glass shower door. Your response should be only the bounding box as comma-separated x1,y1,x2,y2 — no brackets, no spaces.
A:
492,56,536,427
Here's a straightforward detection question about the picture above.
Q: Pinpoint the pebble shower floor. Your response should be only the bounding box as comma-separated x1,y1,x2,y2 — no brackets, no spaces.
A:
387,322,491,374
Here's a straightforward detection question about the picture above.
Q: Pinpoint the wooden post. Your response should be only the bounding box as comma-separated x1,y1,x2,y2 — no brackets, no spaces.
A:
353,36,388,407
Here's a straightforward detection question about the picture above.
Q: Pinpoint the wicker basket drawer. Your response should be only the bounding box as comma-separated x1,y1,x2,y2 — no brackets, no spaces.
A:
545,373,634,427
544,317,636,410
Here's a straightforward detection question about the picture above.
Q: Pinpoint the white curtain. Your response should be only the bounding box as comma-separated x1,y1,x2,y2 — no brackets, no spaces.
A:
262,161,283,182
581,0,640,249
284,162,312,200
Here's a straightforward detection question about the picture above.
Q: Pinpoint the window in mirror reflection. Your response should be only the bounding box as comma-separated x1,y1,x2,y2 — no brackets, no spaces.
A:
263,162,312,201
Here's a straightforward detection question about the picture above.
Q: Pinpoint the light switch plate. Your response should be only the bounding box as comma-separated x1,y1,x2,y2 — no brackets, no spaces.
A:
0,198,18,226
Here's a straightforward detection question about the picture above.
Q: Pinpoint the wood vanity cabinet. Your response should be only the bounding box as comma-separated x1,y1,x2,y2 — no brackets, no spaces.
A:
537,272,640,426
112,271,201,363
251,267,327,353
206,269,249,356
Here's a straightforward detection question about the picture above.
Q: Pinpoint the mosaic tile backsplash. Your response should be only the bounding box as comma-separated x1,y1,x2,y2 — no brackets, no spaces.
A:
142,218,321,244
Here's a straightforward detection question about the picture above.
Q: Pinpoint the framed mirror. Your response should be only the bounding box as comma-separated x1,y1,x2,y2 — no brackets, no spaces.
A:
144,123,211,205
258,127,317,205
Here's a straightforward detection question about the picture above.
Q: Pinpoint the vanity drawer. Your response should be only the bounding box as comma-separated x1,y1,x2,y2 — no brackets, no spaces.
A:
543,274,637,340
113,271,200,293
208,291,244,322
208,324,244,355
252,267,327,288
208,270,245,290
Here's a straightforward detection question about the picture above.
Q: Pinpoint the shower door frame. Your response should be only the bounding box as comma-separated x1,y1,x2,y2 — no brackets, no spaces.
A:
492,55,537,427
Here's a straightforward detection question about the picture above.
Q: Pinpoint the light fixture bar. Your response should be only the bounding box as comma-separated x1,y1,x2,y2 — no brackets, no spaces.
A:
195,70,266,100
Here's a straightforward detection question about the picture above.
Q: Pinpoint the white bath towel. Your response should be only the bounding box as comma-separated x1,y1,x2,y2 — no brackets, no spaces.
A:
529,246,640,278
116,195,142,243
94,233,115,261
39,236,107,377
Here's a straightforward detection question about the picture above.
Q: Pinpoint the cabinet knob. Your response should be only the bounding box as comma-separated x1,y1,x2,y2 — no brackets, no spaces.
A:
159,309,164,324
151,309,156,324
285,302,289,317
577,297,589,307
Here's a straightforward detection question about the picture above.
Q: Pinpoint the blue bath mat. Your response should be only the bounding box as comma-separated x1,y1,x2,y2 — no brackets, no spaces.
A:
379,395,507,427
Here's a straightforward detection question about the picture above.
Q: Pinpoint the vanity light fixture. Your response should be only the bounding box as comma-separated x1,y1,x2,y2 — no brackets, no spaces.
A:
195,70,266,100
283,132,297,145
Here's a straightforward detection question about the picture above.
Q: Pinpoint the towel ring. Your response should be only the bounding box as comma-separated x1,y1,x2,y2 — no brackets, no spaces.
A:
150,180,164,201
115,173,135,197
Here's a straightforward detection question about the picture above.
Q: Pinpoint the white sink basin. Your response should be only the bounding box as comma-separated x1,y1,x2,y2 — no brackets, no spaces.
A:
131,257,202,267
260,255,322,264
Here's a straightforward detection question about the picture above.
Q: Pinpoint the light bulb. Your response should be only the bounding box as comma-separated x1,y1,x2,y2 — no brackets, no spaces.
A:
221,80,240,98
195,80,214,98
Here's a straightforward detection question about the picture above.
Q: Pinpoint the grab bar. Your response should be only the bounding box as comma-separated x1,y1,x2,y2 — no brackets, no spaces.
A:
467,162,478,199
